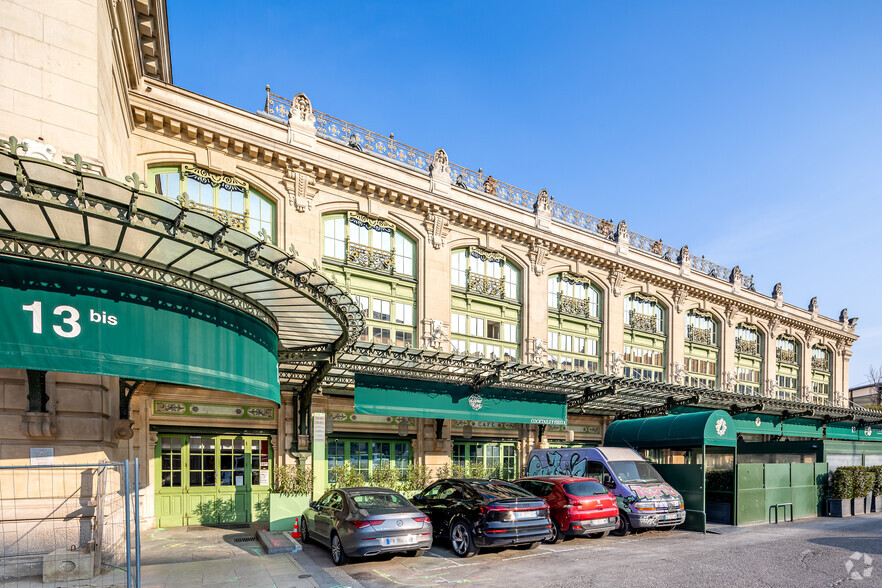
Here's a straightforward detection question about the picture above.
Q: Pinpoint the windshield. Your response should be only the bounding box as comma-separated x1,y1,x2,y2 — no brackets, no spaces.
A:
563,481,609,497
468,481,534,499
351,492,411,510
608,460,665,484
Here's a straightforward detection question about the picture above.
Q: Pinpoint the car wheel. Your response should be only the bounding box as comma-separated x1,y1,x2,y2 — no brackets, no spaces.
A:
330,533,350,566
300,519,310,544
588,530,610,539
449,520,477,558
518,541,540,550
405,549,424,557
612,512,632,537
544,520,564,544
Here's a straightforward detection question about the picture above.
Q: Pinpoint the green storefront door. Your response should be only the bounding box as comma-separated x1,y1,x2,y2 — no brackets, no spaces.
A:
156,434,272,527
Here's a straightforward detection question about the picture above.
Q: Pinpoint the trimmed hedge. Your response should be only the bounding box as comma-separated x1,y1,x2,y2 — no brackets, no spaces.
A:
832,465,880,499
872,466,882,494
830,467,854,500
853,466,875,498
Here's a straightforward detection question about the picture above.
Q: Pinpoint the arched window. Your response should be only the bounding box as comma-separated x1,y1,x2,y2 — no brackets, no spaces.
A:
321,212,416,277
450,247,521,361
623,293,664,333
810,345,831,404
775,335,800,400
684,310,718,389
321,213,417,347
148,164,276,242
734,324,762,396
623,294,666,382
548,272,600,319
547,272,601,374
450,247,519,301
686,311,717,346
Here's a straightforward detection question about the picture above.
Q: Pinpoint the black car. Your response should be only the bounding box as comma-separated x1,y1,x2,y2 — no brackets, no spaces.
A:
411,478,551,557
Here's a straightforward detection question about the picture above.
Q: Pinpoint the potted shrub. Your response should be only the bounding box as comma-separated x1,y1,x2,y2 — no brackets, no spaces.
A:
872,466,882,513
399,463,430,499
828,467,853,517
852,466,871,515
328,463,366,489
269,463,313,531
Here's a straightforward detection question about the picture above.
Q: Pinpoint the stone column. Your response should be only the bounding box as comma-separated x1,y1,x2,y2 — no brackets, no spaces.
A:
605,271,626,374
720,307,737,391
799,335,813,402
524,244,549,363
669,296,686,384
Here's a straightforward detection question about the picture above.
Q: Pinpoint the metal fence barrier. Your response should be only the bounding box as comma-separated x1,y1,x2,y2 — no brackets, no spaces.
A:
769,502,794,524
0,459,141,587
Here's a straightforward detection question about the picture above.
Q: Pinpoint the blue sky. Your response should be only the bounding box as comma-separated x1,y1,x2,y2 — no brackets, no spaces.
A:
168,1,882,388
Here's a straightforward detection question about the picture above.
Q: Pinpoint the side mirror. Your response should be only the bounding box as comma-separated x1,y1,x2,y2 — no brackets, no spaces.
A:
411,494,424,504
603,479,616,489
309,501,319,510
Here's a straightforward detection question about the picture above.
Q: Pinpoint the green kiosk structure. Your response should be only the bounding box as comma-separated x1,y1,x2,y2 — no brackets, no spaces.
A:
604,410,831,532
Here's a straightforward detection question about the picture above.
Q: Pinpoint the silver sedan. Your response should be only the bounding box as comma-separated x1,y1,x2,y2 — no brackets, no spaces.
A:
301,486,433,565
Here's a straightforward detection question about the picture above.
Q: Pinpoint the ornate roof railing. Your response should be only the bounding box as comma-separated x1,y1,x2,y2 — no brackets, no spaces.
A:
264,88,756,288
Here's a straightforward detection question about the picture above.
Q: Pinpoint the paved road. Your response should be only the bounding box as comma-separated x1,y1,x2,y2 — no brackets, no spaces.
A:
298,513,882,588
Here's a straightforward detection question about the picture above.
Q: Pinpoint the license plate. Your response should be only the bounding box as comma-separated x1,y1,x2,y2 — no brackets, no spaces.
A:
382,535,416,546
514,510,537,519
663,514,679,521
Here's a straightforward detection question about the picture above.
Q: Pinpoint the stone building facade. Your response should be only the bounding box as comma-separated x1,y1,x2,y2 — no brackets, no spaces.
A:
0,0,864,530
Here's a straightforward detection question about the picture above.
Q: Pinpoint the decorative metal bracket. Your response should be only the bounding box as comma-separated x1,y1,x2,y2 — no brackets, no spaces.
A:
26,369,48,413
823,414,857,424
470,368,502,393
730,403,764,416
781,409,815,421
119,379,142,420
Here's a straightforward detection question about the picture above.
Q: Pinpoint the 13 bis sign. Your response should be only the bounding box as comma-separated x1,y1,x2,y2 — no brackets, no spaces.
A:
0,258,280,403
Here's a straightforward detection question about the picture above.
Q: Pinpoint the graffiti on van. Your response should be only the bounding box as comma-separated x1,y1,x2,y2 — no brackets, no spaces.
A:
629,484,679,500
526,451,590,477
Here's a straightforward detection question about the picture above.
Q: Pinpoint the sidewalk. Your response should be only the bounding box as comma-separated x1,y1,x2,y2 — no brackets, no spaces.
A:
139,524,361,588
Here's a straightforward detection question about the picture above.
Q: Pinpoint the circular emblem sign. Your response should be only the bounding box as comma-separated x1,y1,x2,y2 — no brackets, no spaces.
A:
716,418,727,436
755,417,762,427
468,394,483,411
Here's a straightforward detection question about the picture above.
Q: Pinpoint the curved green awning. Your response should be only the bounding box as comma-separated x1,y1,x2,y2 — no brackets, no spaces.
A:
604,410,737,448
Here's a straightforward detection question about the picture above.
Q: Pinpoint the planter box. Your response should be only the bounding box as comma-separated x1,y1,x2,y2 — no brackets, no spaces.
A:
866,492,874,514
827,499,851,517
873,496,882,513
852,497,866,516
269,494,310,532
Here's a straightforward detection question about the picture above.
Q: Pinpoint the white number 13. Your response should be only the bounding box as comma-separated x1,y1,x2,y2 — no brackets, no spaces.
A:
52,305,81,338
22,301,81,338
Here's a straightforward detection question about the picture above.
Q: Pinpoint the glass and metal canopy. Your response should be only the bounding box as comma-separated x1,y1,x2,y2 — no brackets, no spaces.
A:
305,342,882,427
0,137,364,402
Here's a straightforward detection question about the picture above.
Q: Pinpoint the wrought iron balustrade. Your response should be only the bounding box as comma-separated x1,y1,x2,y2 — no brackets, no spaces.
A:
735,338,760,356
811,357,829,371
347,242,394,273
628,310,658,333
687,325,715,346
776,349,797,364
558,294,594,318
466,270,505,298
189,201,248,230
263,87,755,288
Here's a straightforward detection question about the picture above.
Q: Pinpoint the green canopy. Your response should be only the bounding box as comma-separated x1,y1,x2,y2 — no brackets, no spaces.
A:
354,374,567,425
604,410,737,448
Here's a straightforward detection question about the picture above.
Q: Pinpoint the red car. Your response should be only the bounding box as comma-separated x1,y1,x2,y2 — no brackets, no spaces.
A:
515,476,619,543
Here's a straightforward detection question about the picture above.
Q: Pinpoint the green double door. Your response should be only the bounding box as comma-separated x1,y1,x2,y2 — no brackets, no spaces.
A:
155,434,272,527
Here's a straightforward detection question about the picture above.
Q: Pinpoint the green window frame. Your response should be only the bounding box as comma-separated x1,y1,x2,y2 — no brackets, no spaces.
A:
452,442,518,480
327,438,413,485
547,272,601,374
321,212,416,277
684,310,719,389
735,323,763,395
451,247,520,302
147,164,276,242
775,335,800,401
810,345,831,404
623,294,666,382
